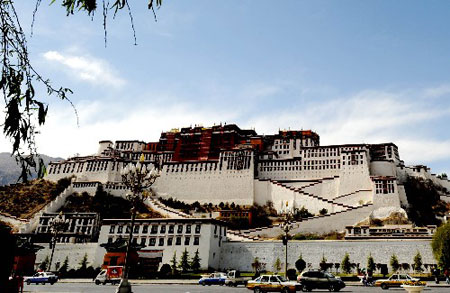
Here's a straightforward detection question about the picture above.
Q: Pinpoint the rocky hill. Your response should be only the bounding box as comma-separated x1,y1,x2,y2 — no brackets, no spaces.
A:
0,153,63,186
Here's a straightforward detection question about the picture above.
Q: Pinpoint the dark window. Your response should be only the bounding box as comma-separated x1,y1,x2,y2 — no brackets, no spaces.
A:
109,225,115,234
186,225,191,233
117,226,123,233
140,238,146,246
151,225,158,234
169,225,174,234
194,236,199,245
133,225,140,234
167,237,173,246
176,237,181,245
158,238,164,246
142,225,148,233
160,225,166,233
149,238,156,246
108,237,113,243
214,225,218,235
126,225,130,233
184,237,190,245
177,225,183,234
195,225,201,233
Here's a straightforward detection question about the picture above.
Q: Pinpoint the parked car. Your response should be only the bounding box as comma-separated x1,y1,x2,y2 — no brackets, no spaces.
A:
94,266,123,285
374,274,421,289
24,272,58,285
246,274,302,293
198,272,227,286
297,270,345,292
225,270,252,286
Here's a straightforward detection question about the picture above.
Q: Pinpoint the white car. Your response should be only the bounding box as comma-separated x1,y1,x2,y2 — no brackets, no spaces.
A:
375,274,420,289
24,272,58,285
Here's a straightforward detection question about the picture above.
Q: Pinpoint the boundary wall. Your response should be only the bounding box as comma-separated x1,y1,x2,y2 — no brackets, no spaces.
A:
219,240,435,272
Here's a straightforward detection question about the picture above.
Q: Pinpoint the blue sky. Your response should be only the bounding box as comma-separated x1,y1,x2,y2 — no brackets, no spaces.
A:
1,1,449,174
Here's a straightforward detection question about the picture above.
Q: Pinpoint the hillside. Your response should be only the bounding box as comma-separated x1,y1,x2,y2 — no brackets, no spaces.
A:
0,153,63,186
0,178,71,219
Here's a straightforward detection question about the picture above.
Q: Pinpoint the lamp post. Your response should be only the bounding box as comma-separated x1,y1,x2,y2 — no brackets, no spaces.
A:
48,212,69,272
116,161,159,293
281,203,293,278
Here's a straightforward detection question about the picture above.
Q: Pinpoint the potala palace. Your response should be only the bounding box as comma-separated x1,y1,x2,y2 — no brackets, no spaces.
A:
44,124,450,236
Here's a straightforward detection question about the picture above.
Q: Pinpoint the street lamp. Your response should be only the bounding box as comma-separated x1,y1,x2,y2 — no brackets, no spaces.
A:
281,203,293,279
116,161,159,293
48,212,69,272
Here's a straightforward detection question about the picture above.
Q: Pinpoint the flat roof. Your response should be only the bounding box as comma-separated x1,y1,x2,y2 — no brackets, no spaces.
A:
102,217,228,226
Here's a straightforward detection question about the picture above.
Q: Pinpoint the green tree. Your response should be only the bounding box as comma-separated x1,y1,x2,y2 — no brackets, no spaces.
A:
295,254,306,272
170,251,178,275
79,253,88,271
319,254,328,271
431,222,450,269
319,208,328,216
341,253,352,274
367,254,375,273
413,251,423,272
190,249,201,273
59,256,69,276
273,257,282,273
39,255,49,271
390,254,400,273
252,257,263,273
178,248,190,273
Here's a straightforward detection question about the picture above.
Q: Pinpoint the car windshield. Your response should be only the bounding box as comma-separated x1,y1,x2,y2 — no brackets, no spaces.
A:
277,276,287,282
325,273,335,278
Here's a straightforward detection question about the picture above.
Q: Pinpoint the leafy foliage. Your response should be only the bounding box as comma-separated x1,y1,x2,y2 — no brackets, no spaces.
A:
178,248,190,273
79,253,88,271
190,249,201,273
39,255,49,271
295,254,306,272
251,257,263,273
431,222,450,269
319,254,328,271
60,185,162,219
390,254,400,273
367,254,375,273
404,176,448,225
341,253,351,274
0,178,70,219
273,257,282,273
59,256,69,276
293,206,313,220
170,251,178,275
413,251,423,272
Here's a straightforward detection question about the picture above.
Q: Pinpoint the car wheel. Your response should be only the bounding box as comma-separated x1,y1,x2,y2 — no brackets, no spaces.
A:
254,287,262,293
282,287,290,293
42,282,45,285
26,281,31,285
95,280,100,285
328,284,335,292
50,282,55,285
381,283,389,290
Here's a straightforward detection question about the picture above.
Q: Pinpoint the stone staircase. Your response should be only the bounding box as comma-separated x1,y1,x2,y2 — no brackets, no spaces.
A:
145,197,192,219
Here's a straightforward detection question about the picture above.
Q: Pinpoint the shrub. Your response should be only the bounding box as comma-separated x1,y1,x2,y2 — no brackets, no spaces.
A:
341,253,352,274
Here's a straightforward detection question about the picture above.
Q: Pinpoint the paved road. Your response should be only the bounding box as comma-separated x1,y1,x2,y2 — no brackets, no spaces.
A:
22,283,450,293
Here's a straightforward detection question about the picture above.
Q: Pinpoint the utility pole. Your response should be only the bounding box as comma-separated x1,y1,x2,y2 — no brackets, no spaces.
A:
281,203,293,278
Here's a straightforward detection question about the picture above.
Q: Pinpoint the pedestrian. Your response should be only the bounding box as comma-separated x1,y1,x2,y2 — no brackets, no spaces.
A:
444,268,450,285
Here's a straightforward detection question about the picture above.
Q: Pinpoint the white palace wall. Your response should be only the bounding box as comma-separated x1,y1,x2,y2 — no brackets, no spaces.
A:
219,240,435,272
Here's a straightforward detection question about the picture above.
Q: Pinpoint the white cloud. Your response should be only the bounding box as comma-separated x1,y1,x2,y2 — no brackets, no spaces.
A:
423,84,450,98
43,51,126,88
246,89,450,166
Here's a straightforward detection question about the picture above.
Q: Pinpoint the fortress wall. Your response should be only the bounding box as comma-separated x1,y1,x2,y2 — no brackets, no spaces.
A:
280,181,318,189
301,178,339,200
334,190,372,206
254,180,275,207
370,161,397,177
219,240,435,272
397,185,408,206
259,168,340,181
154,161,254,206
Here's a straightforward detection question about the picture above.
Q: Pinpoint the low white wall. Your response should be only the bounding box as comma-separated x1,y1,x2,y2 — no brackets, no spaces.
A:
219,240,435,272
35,243,99,271
334,190,372,206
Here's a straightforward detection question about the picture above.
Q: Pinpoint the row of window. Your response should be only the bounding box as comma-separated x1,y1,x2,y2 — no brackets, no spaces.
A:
375,181,395,194
109,224,202,235
108,236,200,247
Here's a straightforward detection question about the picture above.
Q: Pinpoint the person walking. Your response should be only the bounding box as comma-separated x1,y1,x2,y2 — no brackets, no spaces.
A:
444,268,450,285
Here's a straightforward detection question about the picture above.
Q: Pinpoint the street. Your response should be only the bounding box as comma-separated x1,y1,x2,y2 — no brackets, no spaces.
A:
22,283,450,293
